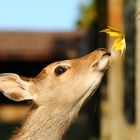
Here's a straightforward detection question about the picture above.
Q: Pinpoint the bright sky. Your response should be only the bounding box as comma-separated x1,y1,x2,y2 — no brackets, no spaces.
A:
0,0,87,31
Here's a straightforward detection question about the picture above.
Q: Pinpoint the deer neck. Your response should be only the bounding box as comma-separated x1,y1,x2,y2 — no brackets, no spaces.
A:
11,104,79,140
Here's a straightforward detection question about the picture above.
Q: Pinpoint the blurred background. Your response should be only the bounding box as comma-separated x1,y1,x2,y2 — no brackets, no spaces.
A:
0,0,139,140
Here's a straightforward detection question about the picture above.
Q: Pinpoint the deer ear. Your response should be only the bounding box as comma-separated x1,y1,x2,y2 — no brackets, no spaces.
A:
0,73,36,101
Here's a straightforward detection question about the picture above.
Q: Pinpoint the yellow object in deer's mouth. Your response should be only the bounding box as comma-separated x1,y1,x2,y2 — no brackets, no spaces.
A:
100,26,126,58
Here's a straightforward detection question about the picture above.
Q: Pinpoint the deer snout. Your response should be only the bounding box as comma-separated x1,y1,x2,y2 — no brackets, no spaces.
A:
96,48,111,56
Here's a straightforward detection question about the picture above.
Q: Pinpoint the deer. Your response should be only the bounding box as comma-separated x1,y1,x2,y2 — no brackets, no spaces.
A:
0,48,111,140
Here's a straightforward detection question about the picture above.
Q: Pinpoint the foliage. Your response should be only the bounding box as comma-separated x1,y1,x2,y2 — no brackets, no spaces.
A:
100,26,126,58
76,0,97,30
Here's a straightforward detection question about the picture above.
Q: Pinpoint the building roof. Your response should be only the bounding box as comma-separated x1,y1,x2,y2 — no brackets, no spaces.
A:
0,30,85,61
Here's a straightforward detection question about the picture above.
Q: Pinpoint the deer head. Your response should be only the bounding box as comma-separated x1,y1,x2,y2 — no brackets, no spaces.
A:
0,48,111,109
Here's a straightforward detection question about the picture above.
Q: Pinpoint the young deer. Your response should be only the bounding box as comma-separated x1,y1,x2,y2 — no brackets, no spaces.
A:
0,48,111,140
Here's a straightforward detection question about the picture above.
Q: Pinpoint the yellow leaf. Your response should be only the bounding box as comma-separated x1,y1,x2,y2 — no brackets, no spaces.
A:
100,26,126,58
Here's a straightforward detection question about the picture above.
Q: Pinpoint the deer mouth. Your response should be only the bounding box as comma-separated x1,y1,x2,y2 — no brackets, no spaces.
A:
96,52,111,72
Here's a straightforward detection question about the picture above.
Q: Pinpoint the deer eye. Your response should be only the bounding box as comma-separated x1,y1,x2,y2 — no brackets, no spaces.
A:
54,66,67,76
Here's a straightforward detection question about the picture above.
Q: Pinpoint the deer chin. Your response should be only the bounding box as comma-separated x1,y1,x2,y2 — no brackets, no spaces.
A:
76,74,102,109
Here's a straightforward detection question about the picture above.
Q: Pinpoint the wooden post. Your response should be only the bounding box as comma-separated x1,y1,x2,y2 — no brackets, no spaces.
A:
101,0,125,139
136,0,140,139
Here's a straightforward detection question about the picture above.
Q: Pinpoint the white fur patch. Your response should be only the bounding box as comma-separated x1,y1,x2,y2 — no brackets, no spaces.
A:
97,56,111,71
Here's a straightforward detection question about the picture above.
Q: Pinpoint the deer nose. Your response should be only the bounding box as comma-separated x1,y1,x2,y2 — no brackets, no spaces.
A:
97,48,111,56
